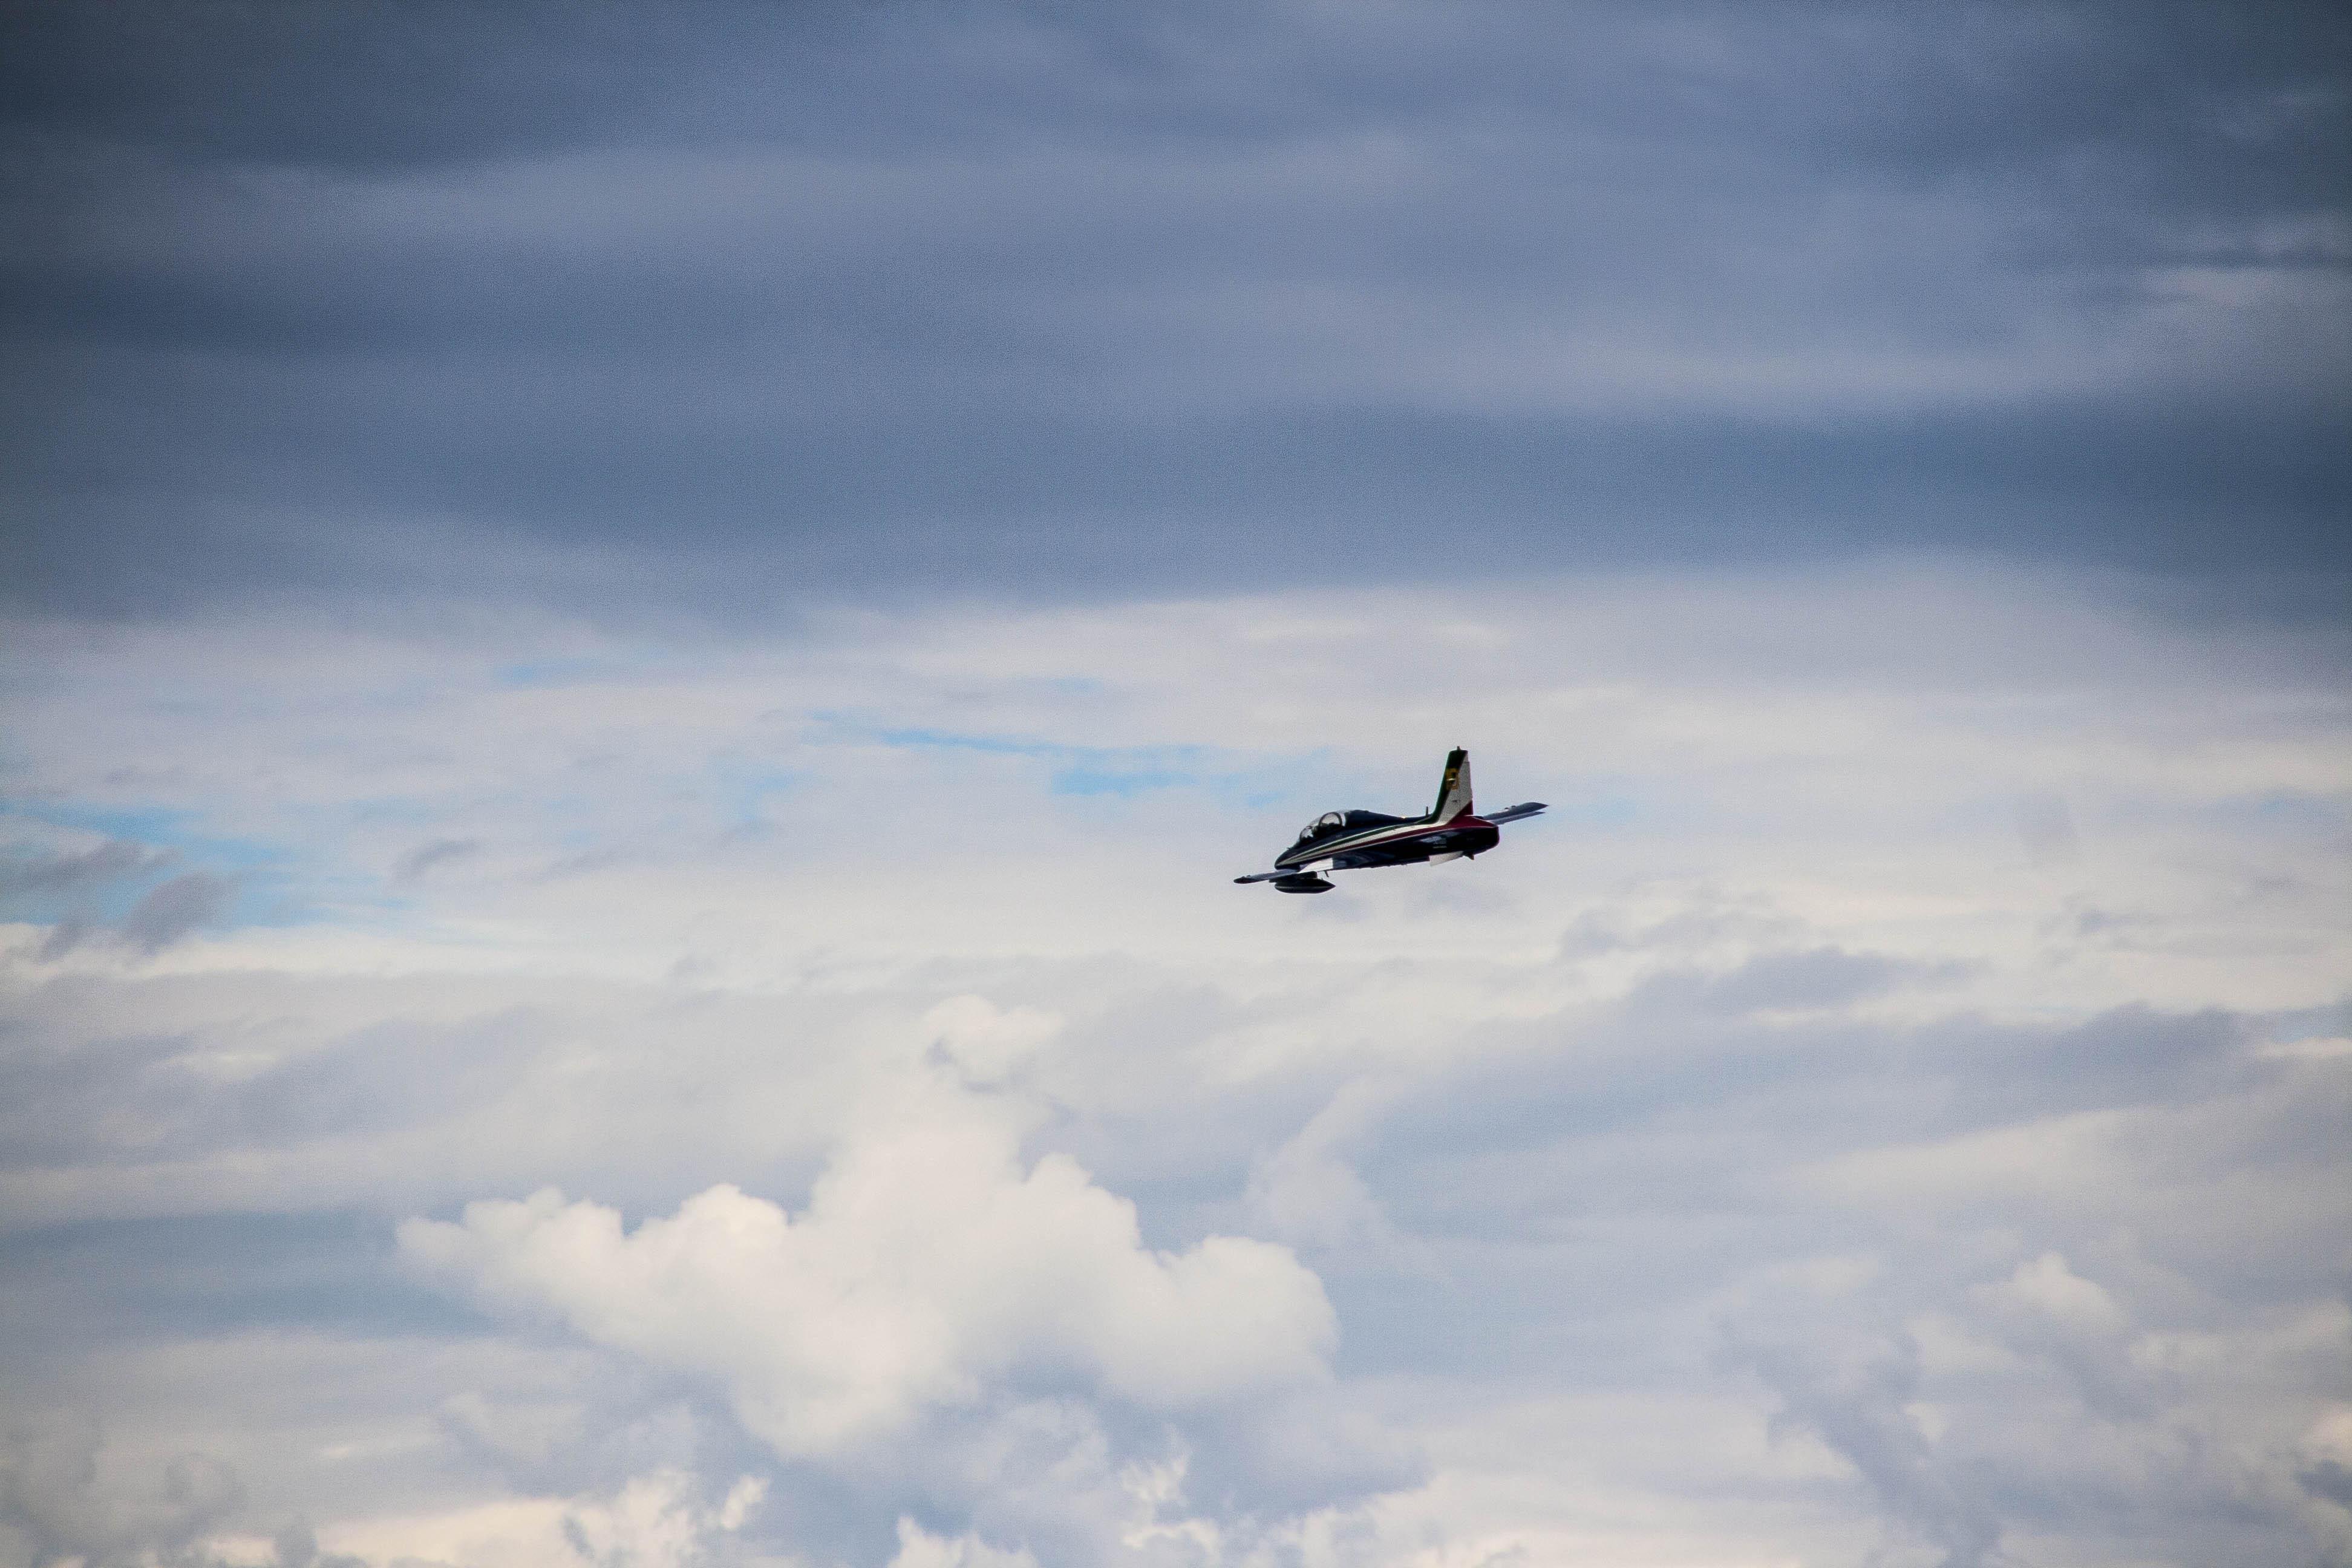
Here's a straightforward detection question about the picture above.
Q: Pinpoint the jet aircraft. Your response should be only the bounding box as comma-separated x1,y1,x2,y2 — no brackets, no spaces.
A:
1235,750,1546,893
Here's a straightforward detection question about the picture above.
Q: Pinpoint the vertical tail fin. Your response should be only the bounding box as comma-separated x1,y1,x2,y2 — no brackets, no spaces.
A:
1430,748,1473,822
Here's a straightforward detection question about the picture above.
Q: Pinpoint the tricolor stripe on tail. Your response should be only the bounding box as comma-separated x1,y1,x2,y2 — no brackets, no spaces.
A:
1430,748,1472,823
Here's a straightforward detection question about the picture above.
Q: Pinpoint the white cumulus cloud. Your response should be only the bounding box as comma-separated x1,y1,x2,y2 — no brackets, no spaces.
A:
400,1071,1334,1460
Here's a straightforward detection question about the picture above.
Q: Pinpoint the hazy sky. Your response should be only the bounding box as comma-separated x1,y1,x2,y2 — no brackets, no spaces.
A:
2,5,2347,1568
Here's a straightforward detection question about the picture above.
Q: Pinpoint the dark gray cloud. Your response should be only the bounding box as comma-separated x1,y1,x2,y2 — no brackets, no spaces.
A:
0,1418,368,1567
3,845,223,959
2305,1460,2352,1508
1726,1327,2002,1568
0,1210,468,1348
0,840,169,899
2,1,2344,619
1628,944,1929,1014
117,872,231,954
0,1001,557,1175
35,914,93,964
391,837,481,880
1349,994,2252,1203
0,1,685,172
0,1417,243,1568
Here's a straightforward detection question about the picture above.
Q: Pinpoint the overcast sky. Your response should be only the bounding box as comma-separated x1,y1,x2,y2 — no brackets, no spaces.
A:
2,5,2348,1568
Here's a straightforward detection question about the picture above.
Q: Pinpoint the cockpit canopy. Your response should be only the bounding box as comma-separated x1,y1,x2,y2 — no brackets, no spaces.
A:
1296,810,1346,842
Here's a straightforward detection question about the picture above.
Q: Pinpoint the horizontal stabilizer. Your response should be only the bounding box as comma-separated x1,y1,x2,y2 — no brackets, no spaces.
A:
1483,801,1547,825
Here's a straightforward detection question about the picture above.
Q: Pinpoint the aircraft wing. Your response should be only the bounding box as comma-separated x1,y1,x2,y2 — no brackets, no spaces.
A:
1233,869,1301,884
1483,801,1547,825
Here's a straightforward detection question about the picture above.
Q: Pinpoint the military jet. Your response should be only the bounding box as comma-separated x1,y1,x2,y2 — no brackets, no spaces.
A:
1235,749,1546,893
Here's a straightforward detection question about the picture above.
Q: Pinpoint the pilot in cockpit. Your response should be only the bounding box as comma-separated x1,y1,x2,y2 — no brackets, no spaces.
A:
1296,811,1345,843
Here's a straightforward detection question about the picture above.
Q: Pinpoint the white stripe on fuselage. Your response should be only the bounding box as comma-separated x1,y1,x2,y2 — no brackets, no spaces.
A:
1277,812,1480,869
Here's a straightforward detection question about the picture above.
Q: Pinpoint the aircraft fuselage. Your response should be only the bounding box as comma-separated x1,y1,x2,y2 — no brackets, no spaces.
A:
1275,809,1500,873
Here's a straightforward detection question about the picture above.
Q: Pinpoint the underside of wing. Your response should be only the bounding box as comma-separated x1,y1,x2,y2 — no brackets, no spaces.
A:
1233,869,1298,883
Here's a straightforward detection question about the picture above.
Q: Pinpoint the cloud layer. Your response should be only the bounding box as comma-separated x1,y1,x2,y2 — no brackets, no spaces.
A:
4,1,2345,616
1,564,2345,1565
